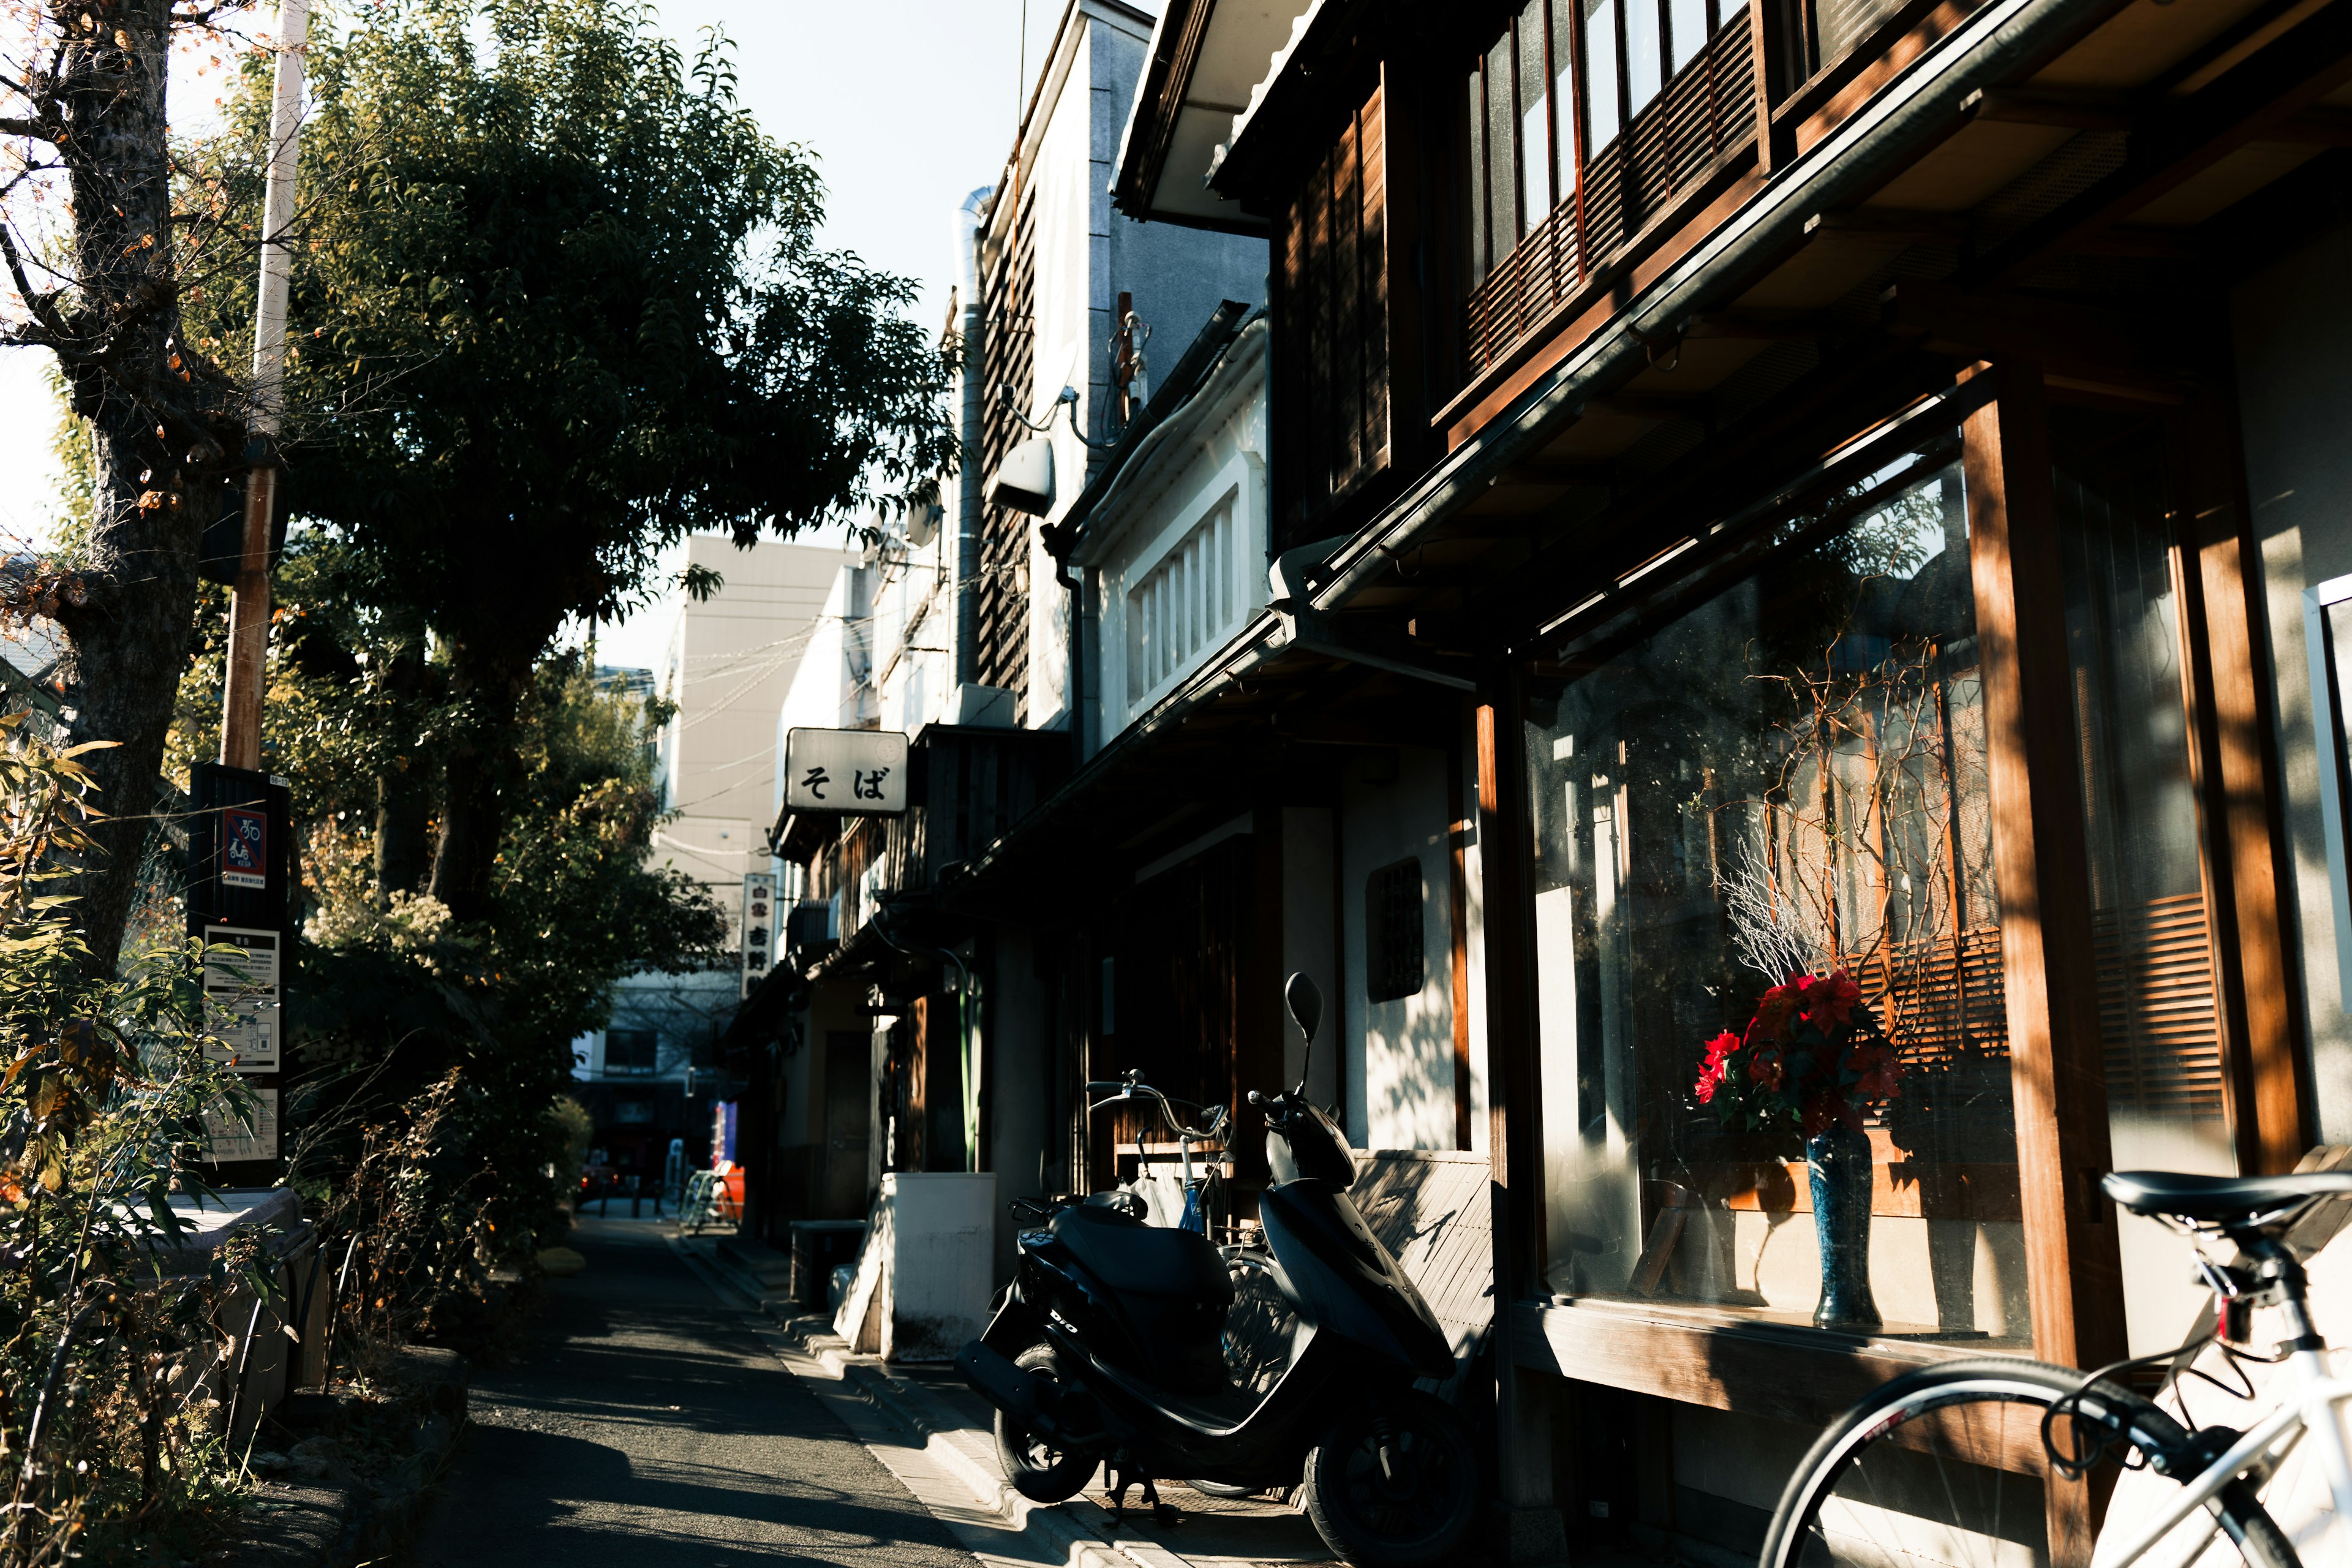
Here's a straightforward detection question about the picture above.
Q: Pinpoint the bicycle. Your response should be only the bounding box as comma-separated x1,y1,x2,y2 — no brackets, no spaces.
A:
1760,1167,2352,1568
1084,1069,1231,1235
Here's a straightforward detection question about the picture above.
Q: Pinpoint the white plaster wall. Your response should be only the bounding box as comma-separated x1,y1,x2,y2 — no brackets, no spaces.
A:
2232,216,2352,1143
1340,747,1460,1150
873,527,954,740
1094,395,1270,731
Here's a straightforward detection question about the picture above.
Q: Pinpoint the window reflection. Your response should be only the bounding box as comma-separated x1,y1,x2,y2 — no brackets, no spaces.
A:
2052,406,2234,1354
1529,449,2030,1341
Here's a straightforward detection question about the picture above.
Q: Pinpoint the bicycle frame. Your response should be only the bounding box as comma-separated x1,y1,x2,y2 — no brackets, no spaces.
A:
2098,1347,2352,1566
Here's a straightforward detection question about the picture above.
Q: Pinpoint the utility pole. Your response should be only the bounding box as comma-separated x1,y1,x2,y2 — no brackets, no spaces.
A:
219,0,311,769
195,0,309,1185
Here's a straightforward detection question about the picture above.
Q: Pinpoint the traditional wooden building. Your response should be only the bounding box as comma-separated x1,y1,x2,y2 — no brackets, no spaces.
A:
1106,0,2352,1559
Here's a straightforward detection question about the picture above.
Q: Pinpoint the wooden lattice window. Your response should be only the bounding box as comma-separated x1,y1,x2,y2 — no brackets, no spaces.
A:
1460,0,1756,378
1273,78,1389,543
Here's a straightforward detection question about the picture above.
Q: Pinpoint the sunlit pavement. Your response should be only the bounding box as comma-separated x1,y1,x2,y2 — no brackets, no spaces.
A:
408,1216,979,1567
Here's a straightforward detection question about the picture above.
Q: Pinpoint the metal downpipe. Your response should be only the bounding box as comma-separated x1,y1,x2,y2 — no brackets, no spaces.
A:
956,186,991,689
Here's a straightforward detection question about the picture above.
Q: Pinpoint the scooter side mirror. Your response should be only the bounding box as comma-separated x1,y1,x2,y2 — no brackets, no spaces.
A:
1284,972,1322,1047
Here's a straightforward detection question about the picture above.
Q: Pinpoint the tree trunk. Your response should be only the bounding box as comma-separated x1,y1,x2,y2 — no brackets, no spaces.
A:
45,0,213,979
426,639,532,924
374,644,433,900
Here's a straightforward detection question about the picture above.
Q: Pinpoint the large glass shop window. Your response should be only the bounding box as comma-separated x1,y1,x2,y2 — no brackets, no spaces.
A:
1529,447,2031,1341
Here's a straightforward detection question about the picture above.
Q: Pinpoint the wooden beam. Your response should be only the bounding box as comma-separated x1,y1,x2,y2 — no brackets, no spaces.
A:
1587,391,1707,422
1967,85,2352,144
2058,225,2202,260
1973,0,2352,279
1807,206,1972,244
1687,309,1827,341
1967,85,2135,130
2270,104,2352,145
1961,364,2127,1567
1883,279,2195,394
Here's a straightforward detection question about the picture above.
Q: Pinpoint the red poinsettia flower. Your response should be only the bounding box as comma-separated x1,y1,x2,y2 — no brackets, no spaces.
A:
1748,983,1799,1044
1844,1038,1902,1104
1695,971,1901,1135
1802,968,1862,1027
1693,1030,1740,1102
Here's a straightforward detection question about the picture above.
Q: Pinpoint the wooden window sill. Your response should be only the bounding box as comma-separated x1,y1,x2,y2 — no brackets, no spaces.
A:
1510,1297,2041,1465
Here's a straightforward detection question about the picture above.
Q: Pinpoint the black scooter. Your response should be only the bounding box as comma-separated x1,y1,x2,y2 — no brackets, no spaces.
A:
957,974,1479,1568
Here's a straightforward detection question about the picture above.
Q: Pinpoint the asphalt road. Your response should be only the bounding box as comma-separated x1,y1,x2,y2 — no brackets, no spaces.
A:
408,1216,977,1568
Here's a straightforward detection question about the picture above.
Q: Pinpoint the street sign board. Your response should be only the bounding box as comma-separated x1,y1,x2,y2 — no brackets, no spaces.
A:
782,728,909,815
201,925,281,1071
221,808,267,889
203,1086,278,1164
185,764,290,1176
742,872,775,998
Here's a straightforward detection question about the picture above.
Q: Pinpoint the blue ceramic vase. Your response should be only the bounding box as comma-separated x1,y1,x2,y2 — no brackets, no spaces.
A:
1807,1123,1882,1330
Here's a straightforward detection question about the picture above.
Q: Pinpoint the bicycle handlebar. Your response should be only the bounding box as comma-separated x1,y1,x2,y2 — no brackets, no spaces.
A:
1084,1075,1230,1144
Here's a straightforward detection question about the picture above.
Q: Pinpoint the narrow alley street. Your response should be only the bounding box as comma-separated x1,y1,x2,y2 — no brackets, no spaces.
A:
409,1218,977,1568
409,1217,1338,1568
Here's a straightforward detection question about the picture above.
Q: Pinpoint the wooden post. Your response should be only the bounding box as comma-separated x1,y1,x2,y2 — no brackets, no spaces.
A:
1961,364,2127,1566
1476,669,1568,1565
1747,0,1795,173
1450,723,1476,1152
2174,379,2310,1172
220,0,311,769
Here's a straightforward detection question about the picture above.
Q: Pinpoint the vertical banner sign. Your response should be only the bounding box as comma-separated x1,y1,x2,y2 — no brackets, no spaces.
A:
186,763,293,1177
742,872,775,998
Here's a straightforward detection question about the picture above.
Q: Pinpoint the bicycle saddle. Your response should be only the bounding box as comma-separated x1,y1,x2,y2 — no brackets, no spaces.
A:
2103,1169,2352,1229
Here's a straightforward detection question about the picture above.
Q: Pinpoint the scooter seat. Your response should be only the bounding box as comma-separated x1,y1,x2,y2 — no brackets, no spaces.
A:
1050,1204,1233,1302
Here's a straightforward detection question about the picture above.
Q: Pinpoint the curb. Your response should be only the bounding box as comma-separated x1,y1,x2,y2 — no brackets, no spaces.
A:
667,1231,1196,1568
776,1315,1194,1568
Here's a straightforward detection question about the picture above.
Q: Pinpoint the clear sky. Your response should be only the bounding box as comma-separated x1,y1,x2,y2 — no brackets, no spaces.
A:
0,0,1098,669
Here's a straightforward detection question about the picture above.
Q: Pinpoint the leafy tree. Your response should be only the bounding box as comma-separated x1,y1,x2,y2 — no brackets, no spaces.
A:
1,1,271,976
168,538,726,1251
184,0,955,922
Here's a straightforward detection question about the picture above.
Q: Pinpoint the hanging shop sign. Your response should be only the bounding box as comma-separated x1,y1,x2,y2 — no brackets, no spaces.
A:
782,728,910,815
742,871,775,998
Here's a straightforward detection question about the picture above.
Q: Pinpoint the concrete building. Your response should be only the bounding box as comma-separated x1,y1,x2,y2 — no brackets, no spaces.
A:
726,0,1273,1288
572,535,850,1185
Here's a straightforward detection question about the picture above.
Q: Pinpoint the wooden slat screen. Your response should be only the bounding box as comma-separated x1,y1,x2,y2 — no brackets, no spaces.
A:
2095,891,2225,1121
1273,81,1390,543
976,186,1038,712
1464,10,1755,378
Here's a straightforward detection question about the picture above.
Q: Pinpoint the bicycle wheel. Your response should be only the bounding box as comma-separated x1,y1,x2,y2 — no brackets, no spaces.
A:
1760,1357,2299,1568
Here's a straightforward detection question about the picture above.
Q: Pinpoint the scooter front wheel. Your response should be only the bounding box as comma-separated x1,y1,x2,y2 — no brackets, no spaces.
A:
1300,1389,1479,1568
993,1344,1099,1504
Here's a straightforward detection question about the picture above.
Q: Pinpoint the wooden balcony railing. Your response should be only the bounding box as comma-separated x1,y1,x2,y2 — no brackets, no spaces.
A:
1467,9,1758,379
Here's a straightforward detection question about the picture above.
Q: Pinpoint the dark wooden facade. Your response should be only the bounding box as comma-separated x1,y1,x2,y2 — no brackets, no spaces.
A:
1102,0,2352,1555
